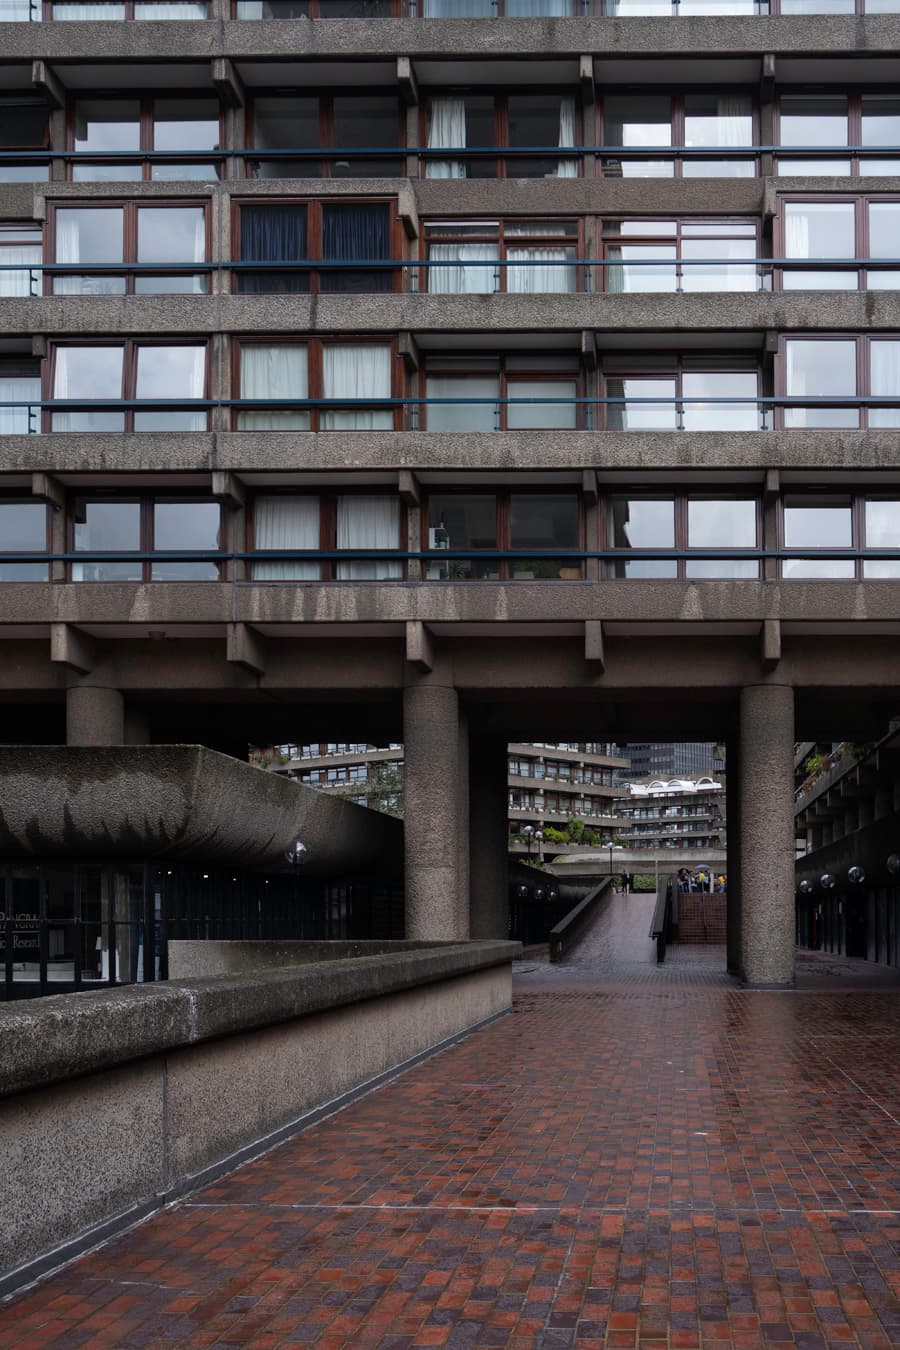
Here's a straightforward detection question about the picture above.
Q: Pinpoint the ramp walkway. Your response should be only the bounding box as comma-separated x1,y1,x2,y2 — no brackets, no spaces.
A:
1,935,899,1348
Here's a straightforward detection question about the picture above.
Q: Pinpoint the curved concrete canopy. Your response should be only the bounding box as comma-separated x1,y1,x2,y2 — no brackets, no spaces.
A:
0,746,402,877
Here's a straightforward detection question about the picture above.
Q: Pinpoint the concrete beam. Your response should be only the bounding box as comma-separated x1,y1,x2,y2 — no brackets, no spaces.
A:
226,622,265,675
585,620,605,670
398,331,420,374
31,60,64,108
211,470,246,511
31,472,65,512
397,56,419,106
764,468,780,500
211,57,244,108
398,469,420,507
582,469,599,507
762,618,781,671
50,623,96,675
405,620,433,673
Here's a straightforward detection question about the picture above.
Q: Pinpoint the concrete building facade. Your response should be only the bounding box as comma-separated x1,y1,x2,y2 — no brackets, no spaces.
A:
2,4,900,986
617,775,725,853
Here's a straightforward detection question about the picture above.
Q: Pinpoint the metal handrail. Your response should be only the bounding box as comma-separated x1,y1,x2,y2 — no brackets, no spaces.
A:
5,546,900,562
5,256,900,271
2,142,900,160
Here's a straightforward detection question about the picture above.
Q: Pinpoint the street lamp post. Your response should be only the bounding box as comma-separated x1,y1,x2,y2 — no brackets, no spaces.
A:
535,829,543,864
523,824,534,857
602,837,614,888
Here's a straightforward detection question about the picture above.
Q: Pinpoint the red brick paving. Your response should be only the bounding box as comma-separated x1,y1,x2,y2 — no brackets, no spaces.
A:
1,954,899,1348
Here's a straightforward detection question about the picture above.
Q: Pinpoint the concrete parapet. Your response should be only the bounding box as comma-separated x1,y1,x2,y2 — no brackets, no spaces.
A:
0,938,519,1292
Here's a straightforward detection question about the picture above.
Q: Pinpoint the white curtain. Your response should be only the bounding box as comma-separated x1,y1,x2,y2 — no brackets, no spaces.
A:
424,0,492,14
870,341,900,427
714,96,753,147
427,98,467,180
506,0,572,13
182,346,205,399
0,378,37,434
785,206,810,259
2,0,35,18
429,242,497,293
0,244,40,297
336,496,401,579
254,495,320,580
134,1,206,13
507,247,574,293
322,345,392,430
54,3,126,15
53,213,82,295
556,97,578,178
239,345,309,429
235,0,263,10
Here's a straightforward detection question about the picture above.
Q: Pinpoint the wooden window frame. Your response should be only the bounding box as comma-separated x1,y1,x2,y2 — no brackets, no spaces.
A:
775,93,900,175
597,93,759,180
422,353,583,431
601,354,763,432
0,497,52,580
602,488,763,579
246,488,408,581
44,338,210,433
421,216,582,293
45,200,210,296
773,193,900,291
422,486,585,581
231,197,405,294
418,93,584,180
233,336,401,431
66,97,224,183
246,94,405,180
599,216,760,294
67,493,222,583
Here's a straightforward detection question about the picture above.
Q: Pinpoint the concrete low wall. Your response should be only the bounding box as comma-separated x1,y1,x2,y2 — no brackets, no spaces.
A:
0,940,518,1294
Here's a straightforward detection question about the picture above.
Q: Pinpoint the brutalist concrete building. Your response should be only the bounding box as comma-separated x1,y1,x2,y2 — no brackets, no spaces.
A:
1,0,900,993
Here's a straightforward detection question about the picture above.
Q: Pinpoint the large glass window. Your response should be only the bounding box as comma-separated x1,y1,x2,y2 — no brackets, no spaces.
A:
608,493,760,578
423,95,578,180
250,493,403,580
51,0,206,16
426,491,581,580
235,200,395,294
50,342,207,431
236,340,396,431
603,219,759,293
336,495,402,579
779,337,900,429
71,98,222,182
605,359,761,431
602,94,755,179
782,495,854,578
425,355,580,431
0,100,50,183
424,219,579,294
0,224,41,297
0,501,48,581
249,96,402,179
863,499,900,578
51,203,207,295
777,96,900,176
0,360,41,435
72,496,220,581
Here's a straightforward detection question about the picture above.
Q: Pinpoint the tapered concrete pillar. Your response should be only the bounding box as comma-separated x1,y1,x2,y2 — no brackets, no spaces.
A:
725,738,742,976
403,679,468,939
739,684,796,986
66,686,124,746
469,735,509,939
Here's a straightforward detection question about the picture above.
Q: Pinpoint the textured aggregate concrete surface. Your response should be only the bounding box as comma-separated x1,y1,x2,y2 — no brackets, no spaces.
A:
1,894,897,1348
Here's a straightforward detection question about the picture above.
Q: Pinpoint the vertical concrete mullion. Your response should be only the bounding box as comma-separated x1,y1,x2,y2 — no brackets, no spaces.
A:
739,683,795,986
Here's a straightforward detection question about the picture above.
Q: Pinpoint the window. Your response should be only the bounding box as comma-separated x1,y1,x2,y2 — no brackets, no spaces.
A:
0,501,49,581
236,0,396,14
71,497,220,581
234,200,397,293
424,354,580,431
777,96,900,176
51,0,206,15
249,96,403,179
601,94,755,178
49,342,207,431
0,99,49,183
607,493,760,578
423,219,579,294
602,219,759,293
778,196,900,290
782,494,854,579
781,336,900,429
70,98,222,182
425,491,582,580
249,493,404,580
604,357,761,431
0,359,41,435
236,340,396,431
423,94,579,179
0,224,41,297
422,0,578,12
49,203,207,295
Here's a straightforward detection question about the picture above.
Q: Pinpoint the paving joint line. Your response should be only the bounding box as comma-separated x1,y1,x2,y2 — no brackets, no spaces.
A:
181,1199,900,1217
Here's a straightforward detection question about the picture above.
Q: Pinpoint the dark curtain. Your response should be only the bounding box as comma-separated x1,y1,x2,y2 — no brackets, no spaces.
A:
238,204,309,293
321,202,392,293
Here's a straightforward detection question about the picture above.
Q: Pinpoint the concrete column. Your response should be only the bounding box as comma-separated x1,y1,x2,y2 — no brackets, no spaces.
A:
66,686,125,747
739,684,796,986
469,735,509,939
403,678,468,940
725,737,742,976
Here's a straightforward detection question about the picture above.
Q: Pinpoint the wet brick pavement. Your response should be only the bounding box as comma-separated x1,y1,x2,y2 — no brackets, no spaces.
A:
2,894,899,1349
